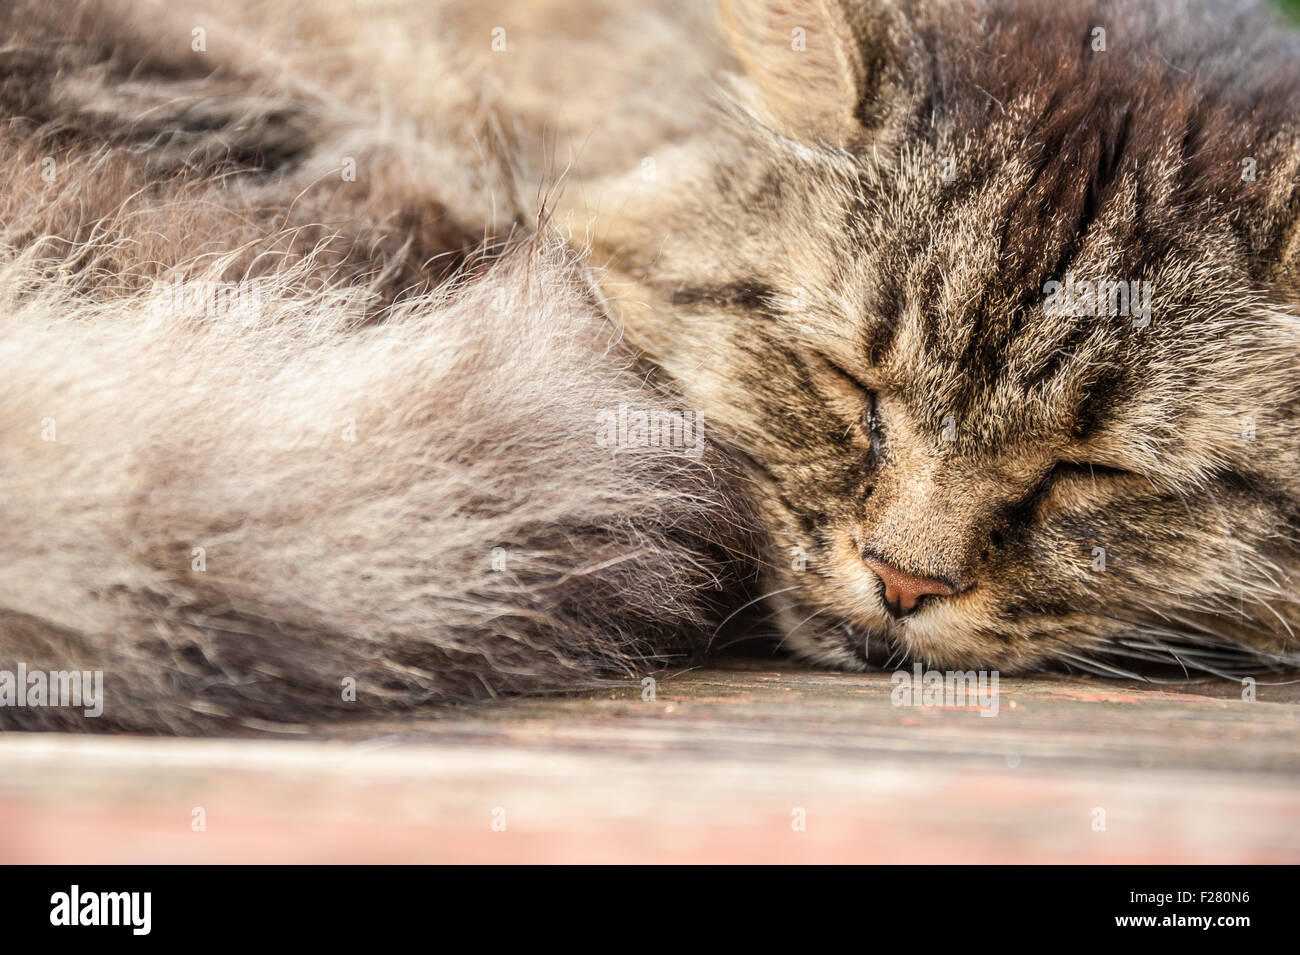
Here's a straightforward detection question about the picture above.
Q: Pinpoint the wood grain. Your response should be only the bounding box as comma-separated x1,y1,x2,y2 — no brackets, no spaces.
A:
1,659,1297,863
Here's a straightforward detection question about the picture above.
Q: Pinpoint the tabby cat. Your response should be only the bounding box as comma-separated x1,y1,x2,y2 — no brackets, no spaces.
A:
0,0,1296,733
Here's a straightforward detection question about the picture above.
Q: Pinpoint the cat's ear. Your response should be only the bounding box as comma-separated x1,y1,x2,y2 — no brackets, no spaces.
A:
721,0,912,144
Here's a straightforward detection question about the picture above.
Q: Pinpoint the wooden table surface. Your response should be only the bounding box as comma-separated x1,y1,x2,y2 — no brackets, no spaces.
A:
2,659,1297,863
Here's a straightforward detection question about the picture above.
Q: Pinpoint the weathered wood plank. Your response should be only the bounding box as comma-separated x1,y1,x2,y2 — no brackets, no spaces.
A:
1,660,1297,862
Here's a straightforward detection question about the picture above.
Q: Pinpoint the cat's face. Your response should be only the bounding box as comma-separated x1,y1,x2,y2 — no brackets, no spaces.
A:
578,0,1300,673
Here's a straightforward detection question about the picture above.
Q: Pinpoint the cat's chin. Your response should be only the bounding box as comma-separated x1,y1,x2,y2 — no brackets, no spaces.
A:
772,596,899,671
777,593,1018,673
838,623,903,669
787,616,997,674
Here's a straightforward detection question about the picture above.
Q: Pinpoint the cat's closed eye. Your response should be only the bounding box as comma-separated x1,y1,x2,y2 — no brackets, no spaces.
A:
1047,461,1138,485
1009,461,1140,527
1037,462,1142,507
812,354,882,441
817,355,872,395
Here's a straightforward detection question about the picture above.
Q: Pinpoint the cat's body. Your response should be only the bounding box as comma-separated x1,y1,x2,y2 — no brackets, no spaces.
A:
0,0,753,732
0,0,1297,732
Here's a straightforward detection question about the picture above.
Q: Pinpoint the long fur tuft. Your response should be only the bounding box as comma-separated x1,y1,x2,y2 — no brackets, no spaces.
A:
0,233,756,733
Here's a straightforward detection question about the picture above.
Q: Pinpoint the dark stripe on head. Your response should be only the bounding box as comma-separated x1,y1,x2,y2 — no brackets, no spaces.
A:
670,281,781,317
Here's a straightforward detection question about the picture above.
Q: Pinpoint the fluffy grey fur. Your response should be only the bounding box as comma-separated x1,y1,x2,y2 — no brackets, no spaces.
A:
0,0,755,733
0,239,753,733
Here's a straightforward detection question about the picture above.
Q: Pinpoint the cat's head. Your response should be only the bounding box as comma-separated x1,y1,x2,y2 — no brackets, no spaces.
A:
575,0,1300,675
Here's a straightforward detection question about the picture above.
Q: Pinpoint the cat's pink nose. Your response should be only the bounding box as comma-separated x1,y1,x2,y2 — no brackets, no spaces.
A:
863,557,956,617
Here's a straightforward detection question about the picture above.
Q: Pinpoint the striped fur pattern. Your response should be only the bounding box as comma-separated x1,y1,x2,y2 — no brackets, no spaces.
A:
575,0,1300,679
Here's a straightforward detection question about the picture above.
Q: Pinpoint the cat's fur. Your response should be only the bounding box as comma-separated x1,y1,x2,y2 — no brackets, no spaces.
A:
1,0,1297,734
572,0,1300,678
0,0,754,733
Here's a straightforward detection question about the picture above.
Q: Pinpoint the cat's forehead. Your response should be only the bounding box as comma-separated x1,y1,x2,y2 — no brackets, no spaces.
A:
832,73,1274,454
847,225,1279,478
875,301,1137,452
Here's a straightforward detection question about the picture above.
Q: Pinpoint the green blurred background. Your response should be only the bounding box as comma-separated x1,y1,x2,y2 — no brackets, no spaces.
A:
1278,0,1300,20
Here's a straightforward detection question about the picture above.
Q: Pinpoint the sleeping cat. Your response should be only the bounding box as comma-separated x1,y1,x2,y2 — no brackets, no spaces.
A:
0,0,1296,733
572,0,1300,680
